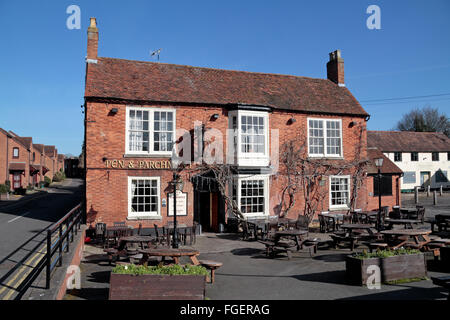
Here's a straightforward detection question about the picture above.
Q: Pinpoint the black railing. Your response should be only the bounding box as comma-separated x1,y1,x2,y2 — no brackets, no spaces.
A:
16,203,83,295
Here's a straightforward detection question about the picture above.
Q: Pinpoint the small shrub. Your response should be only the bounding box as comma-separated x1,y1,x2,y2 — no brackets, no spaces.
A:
0,184,9,194
53,171,66,182
4,180,11,189
27,184,34,191
353,248,421,260
112,264,209,276
44,176,52,187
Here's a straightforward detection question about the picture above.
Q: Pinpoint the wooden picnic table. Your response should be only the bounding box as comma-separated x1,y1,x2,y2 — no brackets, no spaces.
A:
274,230,308,251
139,248,200,265
117,235,155,250
380,229,432,249
340,223,375,234
385,218,422,229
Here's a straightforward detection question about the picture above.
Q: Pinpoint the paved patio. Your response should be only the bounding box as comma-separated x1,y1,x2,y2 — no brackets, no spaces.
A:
64,192,450,300
65,231,449,300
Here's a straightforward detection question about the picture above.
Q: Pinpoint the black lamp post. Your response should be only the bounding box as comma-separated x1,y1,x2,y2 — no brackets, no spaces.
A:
374,157,384,231
171,149,180,249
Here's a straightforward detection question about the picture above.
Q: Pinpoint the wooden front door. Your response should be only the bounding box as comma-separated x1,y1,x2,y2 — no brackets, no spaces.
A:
13,173,21,190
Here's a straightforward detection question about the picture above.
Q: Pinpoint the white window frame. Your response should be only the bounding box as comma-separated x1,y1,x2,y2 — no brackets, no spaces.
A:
232,174,270,218
128,176,161,218
307,118,343,158
125,106,176,156
329,175,350,210
228,110,269,167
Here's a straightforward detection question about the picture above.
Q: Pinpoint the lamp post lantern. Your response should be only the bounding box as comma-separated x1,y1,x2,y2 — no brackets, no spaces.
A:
171,149,181,249
374,157,384,231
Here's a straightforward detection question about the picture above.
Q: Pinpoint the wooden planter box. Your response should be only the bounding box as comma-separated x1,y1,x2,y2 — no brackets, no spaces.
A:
109,273,206,300
346,253,427,285
0,193,9,201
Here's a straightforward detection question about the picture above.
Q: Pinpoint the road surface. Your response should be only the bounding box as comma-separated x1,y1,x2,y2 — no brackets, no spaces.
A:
0,178,83,300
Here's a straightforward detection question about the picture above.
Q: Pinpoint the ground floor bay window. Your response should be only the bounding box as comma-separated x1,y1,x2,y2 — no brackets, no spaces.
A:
329,175,350,210
232,175,270,218
128,176,160,219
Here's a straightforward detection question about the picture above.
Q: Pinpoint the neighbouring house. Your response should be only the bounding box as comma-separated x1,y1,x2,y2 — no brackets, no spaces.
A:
366,147,403,210
0,128,65,191
33,144,50,182
44,145,57,180
83,17,399,230
65,156,83,178
0,129,31,190
368,131,450,191
57,154,65,173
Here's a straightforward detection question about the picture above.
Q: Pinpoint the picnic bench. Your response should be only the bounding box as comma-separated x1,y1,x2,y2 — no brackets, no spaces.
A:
435,214,450,232
139,248,200,266
258,230,319,259
379,229,432,250
331,224,377,251
385,218,422,229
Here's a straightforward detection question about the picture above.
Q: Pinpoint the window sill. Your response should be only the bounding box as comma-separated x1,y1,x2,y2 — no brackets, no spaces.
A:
123,154,171,158
127,216,162,221
308,156,344,160
329,207,349,211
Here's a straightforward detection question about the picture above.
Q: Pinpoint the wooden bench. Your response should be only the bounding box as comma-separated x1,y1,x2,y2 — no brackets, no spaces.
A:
330,234,361,251
368,242,388,252
199,260,223,283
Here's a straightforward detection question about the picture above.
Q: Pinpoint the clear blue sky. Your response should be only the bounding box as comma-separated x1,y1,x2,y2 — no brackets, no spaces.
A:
0,0,449,155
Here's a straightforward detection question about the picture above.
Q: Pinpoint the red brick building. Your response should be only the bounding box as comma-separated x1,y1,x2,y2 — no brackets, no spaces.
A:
83,18,399,230
366,148,403,210
0,129,65,191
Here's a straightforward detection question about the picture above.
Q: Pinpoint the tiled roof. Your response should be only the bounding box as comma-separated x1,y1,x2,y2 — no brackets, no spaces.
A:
367,148,403,175
58,154,65,161
85,57,369,117
44,145,56,157
368,131,450,152
16,137,32,149
33,144,44,153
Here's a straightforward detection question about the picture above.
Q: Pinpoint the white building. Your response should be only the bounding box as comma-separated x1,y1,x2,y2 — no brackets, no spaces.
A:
368,131,450,191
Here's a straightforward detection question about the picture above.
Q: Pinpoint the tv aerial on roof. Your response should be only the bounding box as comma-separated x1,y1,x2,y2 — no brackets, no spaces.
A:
150,48,162,61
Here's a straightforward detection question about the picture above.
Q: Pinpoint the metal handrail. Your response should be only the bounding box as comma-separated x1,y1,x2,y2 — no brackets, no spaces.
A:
15,203,84,296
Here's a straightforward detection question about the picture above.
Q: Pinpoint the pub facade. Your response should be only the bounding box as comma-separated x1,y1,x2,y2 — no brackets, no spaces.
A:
83,18,393,232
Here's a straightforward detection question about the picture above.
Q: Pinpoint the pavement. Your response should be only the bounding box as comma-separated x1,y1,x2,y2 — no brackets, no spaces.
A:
0,178,83,300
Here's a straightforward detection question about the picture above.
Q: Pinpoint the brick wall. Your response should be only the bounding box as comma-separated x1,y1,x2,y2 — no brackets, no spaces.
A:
0,132,7,185
8,139,30,189
366,175,401,211
85,101,374,227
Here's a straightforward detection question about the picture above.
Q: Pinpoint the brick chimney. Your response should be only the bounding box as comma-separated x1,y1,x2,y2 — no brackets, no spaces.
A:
327,50,345,86
87,17,98,63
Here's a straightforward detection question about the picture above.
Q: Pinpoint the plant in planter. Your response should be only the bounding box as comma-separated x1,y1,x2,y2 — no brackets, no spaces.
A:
0,184,9,201
346,248,427,286
109,264,209,300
